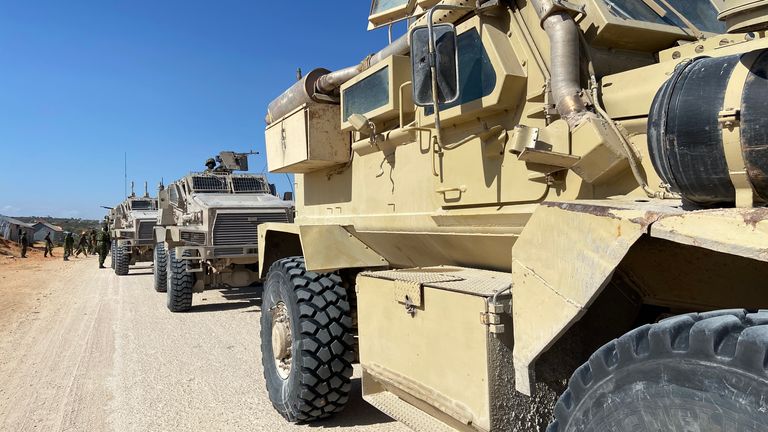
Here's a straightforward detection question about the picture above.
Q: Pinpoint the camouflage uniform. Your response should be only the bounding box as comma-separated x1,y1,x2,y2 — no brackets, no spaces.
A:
96,225,111,268
75,233,89,257
89,229,97,254
44,232,54,257
20,232,28,258
63,232,74,261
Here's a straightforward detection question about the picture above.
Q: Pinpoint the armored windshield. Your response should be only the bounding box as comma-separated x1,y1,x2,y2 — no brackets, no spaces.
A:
190,173,270,194
231,175,270,193
130,200,154,210
371,0,409,15
602,0,725,34
191,175,229,192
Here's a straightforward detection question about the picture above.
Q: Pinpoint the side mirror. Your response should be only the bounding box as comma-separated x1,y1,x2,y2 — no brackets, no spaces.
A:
282,191,294,201
409,23,459,107
269,183,278,196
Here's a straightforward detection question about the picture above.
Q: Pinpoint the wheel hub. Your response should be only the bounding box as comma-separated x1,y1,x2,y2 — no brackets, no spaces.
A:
271,302,292,379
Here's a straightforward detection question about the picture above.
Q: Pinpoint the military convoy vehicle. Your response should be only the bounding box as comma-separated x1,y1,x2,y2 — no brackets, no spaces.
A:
257,0,768,430
109,182,158,276
154,151,294,312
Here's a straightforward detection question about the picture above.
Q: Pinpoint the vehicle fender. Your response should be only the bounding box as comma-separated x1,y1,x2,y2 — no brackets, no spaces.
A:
258,223,388,278
511,201,667,396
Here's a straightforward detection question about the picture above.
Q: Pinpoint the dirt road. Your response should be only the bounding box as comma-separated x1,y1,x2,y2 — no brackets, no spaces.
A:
0,254,408,432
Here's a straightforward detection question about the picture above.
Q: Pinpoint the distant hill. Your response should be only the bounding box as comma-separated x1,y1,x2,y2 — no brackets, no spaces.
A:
14,216,101,234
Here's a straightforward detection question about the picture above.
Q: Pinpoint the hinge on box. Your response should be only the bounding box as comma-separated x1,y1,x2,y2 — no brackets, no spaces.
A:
481,301,507,334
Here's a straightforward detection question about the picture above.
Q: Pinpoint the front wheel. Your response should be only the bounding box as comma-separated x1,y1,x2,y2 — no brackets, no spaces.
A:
114,244,129,276
153,243,167,293
166,248,193,312
548,309,768,432
260,257,355,422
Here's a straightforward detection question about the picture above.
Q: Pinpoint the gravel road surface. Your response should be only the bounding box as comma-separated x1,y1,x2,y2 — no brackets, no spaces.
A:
0,255,408,432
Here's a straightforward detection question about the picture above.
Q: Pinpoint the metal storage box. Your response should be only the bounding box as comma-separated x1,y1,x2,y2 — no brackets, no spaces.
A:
264,103,350,173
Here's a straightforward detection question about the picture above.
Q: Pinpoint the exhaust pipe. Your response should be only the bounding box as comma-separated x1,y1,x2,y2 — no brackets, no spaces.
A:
530,0,593,128
264,0,494,125
265,35,410,124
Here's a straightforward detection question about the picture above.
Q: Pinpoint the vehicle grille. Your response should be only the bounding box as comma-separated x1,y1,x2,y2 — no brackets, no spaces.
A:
180,231,206,244
138,221,155,240
214,247,244,257
212,212,289,246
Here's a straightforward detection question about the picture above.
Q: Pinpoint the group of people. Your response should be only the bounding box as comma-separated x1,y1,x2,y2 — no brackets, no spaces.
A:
61,226,112,267
16,225,111,268
59,230,94,260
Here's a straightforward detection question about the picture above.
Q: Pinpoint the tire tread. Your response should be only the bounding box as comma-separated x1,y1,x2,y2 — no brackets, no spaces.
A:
549,309,768,431
166,248,193,312
262,256,354,423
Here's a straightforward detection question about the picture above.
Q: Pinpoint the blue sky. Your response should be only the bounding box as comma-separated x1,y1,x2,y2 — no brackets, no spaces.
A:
0,1,403,219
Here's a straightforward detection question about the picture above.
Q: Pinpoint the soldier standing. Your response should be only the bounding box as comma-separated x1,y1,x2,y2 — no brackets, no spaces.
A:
44,232,54,257
96,224,111,269
20,231,28,258
75,232,89,257
63,232,74,261
89,229,97,254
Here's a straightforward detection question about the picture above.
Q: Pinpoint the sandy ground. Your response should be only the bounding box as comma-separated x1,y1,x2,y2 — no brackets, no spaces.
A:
0,251,408,432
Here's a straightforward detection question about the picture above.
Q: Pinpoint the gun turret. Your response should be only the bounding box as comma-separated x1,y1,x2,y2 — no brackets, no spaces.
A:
214,151,259,173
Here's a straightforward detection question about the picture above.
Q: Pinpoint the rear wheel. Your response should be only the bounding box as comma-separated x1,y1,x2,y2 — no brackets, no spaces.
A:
166,248,193,312
153,243,167,293
261,256,355,422
548,309,768,432
114,244,129,276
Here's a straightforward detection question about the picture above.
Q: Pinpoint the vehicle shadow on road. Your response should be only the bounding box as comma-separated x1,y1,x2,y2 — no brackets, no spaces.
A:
309,378,398,428
188,284,263,313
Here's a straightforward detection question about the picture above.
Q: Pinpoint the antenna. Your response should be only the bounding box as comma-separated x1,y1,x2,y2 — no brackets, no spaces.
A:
124,152,127,198
131,181,135,197
144,181,149,197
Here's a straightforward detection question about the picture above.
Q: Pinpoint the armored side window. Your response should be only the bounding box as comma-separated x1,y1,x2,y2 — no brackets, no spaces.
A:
425,28,496,115
169,184,180,206
343,67,390,123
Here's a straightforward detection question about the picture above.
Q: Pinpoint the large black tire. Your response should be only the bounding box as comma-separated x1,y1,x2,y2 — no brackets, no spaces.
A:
153,243,167,293
114,244,129,276
166,248,193,312
261,257,355,422
110,240,116,269
548,309,768,432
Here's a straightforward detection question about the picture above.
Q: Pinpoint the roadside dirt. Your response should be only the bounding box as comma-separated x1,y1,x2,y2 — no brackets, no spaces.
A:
0,255,408,432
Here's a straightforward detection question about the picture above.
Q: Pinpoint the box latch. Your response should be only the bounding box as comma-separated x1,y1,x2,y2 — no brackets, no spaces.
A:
394,280,423,316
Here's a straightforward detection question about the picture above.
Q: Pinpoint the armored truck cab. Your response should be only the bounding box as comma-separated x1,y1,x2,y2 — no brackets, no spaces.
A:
154,151,294,312
257,0,768,431
110,184,158,276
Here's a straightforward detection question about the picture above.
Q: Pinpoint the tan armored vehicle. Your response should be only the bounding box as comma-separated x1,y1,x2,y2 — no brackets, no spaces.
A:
154,151,294,312
256,0,768,430
109,183,158,276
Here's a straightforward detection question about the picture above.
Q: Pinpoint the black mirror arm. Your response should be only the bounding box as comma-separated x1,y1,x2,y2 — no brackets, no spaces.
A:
425,4,473,152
